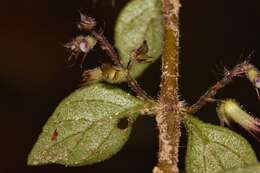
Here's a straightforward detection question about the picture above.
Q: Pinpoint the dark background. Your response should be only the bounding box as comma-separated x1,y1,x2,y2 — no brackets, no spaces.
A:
1,0,260,173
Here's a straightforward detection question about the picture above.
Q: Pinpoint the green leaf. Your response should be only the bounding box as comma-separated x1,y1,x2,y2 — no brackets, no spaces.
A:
219,164,260,173
115,0,163,78
184,115,257,173
28,83,144,166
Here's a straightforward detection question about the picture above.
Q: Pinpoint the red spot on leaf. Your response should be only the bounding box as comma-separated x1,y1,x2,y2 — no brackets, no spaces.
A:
51,129,58,141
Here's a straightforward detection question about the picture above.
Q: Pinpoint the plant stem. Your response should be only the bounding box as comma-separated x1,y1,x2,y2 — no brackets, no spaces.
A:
188,61,252,113
155,0,182,173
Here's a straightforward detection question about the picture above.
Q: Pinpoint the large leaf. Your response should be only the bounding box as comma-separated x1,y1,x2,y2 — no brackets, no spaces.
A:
115,0,163,78
219,164,260,173
28,83,144,166
184,115,257,173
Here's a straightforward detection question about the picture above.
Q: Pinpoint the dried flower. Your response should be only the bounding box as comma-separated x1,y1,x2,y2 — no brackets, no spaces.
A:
78,14,96,31
131,41,153,64
217,99,260,139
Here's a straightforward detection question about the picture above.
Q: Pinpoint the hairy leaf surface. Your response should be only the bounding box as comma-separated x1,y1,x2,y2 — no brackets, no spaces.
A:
184,115,257,173
28,83,144,166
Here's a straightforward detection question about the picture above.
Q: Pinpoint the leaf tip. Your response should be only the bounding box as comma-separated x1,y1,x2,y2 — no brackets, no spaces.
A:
27,153,39,166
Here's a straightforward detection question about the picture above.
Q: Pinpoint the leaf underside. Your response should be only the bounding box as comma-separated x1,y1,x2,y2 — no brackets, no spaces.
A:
28,83,144,166
185,115,258,173
115,0,163,78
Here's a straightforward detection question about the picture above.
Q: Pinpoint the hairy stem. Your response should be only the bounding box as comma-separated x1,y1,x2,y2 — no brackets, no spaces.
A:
154,0,182,173
92,31,122,66
188,61,252,113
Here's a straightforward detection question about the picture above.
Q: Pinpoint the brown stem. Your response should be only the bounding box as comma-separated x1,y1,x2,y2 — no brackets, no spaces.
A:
92,31,122,66
154,0,182,173
188,61,252,113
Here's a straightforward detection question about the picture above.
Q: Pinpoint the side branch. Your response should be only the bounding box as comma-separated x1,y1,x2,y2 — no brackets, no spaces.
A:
75,14,152,100
91,31,151,100
188,61,252,113
92,31,122,66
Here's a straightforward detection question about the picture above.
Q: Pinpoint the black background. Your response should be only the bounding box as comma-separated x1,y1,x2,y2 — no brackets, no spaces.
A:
1,0,260,173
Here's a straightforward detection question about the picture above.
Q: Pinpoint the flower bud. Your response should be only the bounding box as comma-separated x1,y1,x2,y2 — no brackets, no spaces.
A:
246,65,260,88
82,64,127,85
65,35,97,66
217,99,260,136
65,35,97,54
101,63,126,83
246,65,260,99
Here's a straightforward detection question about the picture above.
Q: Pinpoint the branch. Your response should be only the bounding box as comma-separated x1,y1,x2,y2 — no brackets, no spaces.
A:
91,31,151,100
76,15,152,100
92,31,122,66
188,61,252,113
155,0,182,173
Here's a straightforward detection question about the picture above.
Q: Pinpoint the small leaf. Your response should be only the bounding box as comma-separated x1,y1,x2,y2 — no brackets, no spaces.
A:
184,115,257,173
115,0,163,78
219,164,260,173
28,83,144,166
